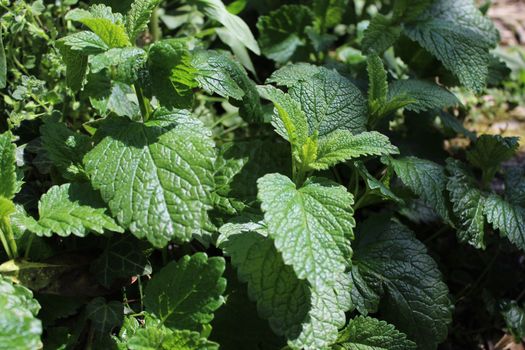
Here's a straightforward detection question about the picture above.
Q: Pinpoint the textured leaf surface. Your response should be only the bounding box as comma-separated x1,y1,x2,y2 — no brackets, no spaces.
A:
500,301,525,341
446,159,486,249
90,47,146,83
22,183,122,237
0,132,16,199
354,162,404,205
258,173,354,287
66,4,131,48
40,118,91,180
505,168,525,207
288,67,368,136
60,31,109,53
388,80,460,112
213,140,291,213
219,224,350,350
333,316,416,350
86,297,123,334
352,216,452,350
258,85,308,148
146,40,195,109
193,50,262,122
91,236,152,287
362,15,401,54
58,43,88,92
313,0,348,29
312,131,398,170
144,253,226,330
267,63,320,87
126,0,162,40
387,157,450,222
367,55,388,106
84,111,216,248
127,326,218,350
403,0,499,91
467,135,519,176
0,276,42,350
257,5,314,63
484,194,525,251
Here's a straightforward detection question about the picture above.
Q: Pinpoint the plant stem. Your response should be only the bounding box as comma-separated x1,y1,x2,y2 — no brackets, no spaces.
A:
0,227,12,259
0,217,17,259
150,7,161,42
134,83,150,122
24,234,34,259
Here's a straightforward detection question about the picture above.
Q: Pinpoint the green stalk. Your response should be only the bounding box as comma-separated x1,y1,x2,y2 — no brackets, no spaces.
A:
134,83,151,122
0,227,12,259
0,217,17,259
149,7,161,43
24,234,34,259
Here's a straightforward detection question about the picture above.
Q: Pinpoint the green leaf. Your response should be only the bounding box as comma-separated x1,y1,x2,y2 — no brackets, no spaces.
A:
388,80,460,112
193,50,263,123
146,39,196,109
354,162,404,205
21,183,123,237
403,0,499,92
210,270,285,349
257,85,308,149
0,28,6,89
466,134,519,183
257,5,314,63
0,132,16,200
193,51,244,100
266,62,320,87
66,4,131,48
127,325,219,350
393,0,432,21
287,67,368,136
84,111,216,248
313,0,349,30
362,15,401,54
0,276,42,350
40,118,91,181
126,0,162,41
90,47,146,84
367,54,388,107
191,0,260,55
351,216,452,350
446,159,486,249
505,168,525,207
57,42,88,92
438,111,476,140
311,131,399,170
215,26,257,76
387,156,450,222
60,31,109,54
219,224,350,349
258,173,354,287
213,140,291,213
484,194,525,251
333,316,417,350
500,300,525,341
88,81,141,118
144,253,226,330
91,235,152,288
86,297,124,334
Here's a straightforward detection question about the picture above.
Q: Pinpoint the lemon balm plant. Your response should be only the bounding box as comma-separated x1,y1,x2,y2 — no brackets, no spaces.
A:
0,0,524,349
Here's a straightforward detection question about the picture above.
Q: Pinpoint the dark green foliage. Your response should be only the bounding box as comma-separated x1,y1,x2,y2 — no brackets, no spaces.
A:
0,1,522,349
